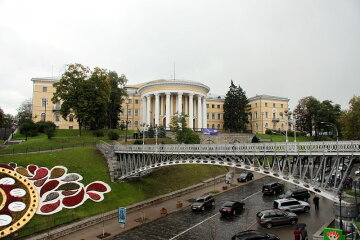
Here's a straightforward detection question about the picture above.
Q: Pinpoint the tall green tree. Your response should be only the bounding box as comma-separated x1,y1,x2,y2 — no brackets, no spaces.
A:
339,96,360,140
223,81,249,132
16,99,33,125
170,114,200,144
294,96,341,137
0,106,4,128
107,71,127,129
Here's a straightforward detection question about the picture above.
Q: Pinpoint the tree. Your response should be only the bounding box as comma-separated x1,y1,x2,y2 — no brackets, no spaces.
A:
107,71,127,129
0,106,4,128
170,114,200,144
223,81,249,132
339,96,360,140
16,99,32,125
3,114,15,141
44,124,56,139
19,121,37,141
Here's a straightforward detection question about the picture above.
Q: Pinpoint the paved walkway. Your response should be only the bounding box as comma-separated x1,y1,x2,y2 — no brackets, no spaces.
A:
53,172,265,240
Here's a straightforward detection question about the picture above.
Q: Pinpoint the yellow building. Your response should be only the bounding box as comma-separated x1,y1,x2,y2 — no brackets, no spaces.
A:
31,77,290,133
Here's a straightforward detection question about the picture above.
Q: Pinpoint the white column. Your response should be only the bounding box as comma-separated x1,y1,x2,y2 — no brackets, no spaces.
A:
203,96,207,129
170,94,174,115
141,96,146,124
197,95,202,130
184,95,188,114
189,93,194,129
177,92,183,115
166,93,171,130
146,95,151,125
160,95,164,116
155,93,160,126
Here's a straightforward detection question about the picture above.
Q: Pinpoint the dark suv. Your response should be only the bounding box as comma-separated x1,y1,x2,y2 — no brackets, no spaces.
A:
262,182,284,195
219,201,245,215
279,189,311,201
237,172,254,182
191,195,215,212
231,230,280,240
256,209,298,229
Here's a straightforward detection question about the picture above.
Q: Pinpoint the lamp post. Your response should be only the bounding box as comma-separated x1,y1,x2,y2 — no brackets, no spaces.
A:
320,121,338,142
125,101,129,142
339,191,343,230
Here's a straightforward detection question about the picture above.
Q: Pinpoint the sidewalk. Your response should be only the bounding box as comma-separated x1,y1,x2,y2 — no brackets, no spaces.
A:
48,171,265,240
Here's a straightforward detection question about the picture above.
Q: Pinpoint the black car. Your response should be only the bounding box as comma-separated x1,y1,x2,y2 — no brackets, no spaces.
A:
219,201,245,215
256,209,298,229
231,230,280,240
191,195,215,212
279,188,311,201
237,172,254,182
262,182,284,195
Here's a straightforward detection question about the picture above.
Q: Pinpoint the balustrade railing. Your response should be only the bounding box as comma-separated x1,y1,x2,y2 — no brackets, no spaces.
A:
114,141,360,154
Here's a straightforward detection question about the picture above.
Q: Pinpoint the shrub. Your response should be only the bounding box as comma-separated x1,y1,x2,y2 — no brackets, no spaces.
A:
158,126,166,138
147,126,155,138
19,121,38,140
251,135,260,143
93,130,104,137
44,127,55,139
176,128,200,144
35,121,56,133
108,131,119,140
134,139,143,145
265,129,272,135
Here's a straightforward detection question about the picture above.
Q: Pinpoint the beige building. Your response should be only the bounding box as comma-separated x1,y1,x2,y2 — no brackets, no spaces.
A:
31,78,290,133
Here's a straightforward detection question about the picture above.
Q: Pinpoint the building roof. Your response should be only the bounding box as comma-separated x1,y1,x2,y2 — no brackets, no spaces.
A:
206,93,225,101
248,94,289,102
31,77,60,82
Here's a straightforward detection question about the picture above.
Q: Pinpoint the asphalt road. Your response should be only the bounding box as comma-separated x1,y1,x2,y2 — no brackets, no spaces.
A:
112,176,334,240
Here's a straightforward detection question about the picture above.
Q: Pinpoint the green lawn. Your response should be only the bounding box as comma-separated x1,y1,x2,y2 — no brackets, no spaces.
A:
0,129,136,154
0,147,227,237
0,140,3,145
257,134,316,142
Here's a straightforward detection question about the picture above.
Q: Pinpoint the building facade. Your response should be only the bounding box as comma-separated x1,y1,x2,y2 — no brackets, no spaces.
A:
31,77,290,134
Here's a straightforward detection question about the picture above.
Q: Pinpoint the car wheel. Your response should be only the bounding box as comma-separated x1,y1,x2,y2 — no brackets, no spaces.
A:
201,206,205,211
304,207,310,213
290,219,297,225
266,222,272,229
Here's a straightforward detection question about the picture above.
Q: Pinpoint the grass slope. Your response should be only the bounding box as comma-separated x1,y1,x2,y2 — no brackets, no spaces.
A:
257,134,316,142
0,129,136,154
0,147,227,237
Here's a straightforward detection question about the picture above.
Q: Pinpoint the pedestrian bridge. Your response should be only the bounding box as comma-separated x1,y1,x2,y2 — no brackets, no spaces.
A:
99,141,360,201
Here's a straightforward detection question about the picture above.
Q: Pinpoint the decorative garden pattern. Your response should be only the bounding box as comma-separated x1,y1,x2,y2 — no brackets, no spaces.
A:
0,163,111,215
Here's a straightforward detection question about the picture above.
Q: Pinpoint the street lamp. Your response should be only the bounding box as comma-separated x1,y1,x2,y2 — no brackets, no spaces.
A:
320,122,338,142
339,191,344,230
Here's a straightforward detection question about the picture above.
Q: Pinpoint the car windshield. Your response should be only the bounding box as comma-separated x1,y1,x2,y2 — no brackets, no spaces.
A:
223,202,234,207
239,173,247,177
196,198,205,202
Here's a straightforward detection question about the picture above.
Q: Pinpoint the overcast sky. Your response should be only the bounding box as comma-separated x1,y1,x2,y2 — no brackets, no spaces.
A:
0,0,359,115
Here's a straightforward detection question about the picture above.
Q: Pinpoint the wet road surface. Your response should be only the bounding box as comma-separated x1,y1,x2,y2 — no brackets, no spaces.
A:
112,176,334,240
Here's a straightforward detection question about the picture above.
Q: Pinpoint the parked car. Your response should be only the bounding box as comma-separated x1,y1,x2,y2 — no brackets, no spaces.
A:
262,182,284,195
273,198,310,213
256,209,298,229
231,230,280,240
279,188,310,201
237,172,254,182
191,195,215,212
219,201,245,215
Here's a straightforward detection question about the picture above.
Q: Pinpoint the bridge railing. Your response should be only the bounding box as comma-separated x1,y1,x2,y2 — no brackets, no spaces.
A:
114,141,360,154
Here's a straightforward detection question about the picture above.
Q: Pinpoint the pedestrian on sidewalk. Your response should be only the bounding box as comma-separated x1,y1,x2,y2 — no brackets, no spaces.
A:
300,227,308,240
313,195,320,210
294,228,301,240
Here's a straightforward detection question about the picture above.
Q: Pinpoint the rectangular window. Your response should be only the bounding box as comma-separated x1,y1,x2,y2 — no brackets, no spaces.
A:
41,98,47,107
265,112,268,118
281,104,283,108
128,99,132,104
43,87,47,92
69,126,73,129
212,113,215,119
55,115,60,122
217,105,220,109
218,114,221,120
207,113,209,119
207,104,209,108
134,109,138,116
273,113,276,119
273,103,275,107
212,104,215,108
255,103,257,107
265,103,268,107
255,112,258,119
135,100,139,104
128,109,132,116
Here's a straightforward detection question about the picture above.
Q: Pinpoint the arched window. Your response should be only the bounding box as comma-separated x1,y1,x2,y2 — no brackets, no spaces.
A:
41,98,47,107
128,121,132,127
41,113,46,121
265,123,268,128
69,114,74,122
212,124,215,129
256,123,258,129
135,121,138,127
281,124,284,130
217,124,220,129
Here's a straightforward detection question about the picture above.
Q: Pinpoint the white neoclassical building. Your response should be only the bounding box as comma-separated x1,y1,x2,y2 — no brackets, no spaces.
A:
123,79,211,130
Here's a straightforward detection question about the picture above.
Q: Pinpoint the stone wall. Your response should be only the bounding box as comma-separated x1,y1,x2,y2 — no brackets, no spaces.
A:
199,133,253,144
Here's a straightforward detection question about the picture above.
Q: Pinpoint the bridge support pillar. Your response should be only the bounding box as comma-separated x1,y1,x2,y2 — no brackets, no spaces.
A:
333,198,359,232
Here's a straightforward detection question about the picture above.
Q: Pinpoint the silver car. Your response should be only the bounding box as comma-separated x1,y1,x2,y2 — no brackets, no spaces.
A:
273,198,310,213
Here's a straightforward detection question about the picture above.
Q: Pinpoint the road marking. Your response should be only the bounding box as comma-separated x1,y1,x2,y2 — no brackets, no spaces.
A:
169,190,262,240
246,220,258,230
